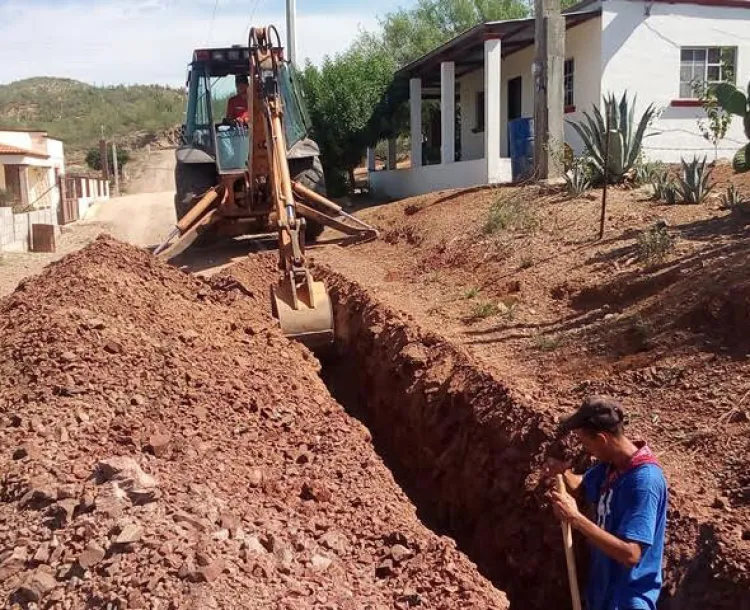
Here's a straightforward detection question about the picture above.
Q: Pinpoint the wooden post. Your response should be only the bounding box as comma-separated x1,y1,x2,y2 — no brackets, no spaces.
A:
99,138,110,181
112,142,120,197
599,112,611,240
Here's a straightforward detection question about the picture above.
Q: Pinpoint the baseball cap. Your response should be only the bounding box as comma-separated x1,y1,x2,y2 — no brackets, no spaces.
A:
558,395,626,434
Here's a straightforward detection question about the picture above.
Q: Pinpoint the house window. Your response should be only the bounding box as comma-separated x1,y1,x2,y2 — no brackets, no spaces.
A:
679,47,736,98
474,91,485,132
564,59,575,108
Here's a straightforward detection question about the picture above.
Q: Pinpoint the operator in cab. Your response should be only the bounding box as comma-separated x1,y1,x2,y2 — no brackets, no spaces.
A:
226,74,250,123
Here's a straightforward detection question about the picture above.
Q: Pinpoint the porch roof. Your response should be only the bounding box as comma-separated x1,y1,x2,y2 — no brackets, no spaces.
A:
395,5,601,87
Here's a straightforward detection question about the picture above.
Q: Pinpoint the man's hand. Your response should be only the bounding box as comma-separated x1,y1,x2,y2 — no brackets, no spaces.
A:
541,457,571,479
551,486,581,524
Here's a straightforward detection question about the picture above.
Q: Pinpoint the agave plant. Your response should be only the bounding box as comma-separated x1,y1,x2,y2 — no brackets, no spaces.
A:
564,157,592,196
568,92,656,183
676,156,714,204
649,168,670,201
720,184,750,215
715,81,750,173
662,181,679,205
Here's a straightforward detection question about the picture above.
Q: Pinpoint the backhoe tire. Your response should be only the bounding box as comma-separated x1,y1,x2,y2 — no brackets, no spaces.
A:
174,162,218,247
289,156,326,242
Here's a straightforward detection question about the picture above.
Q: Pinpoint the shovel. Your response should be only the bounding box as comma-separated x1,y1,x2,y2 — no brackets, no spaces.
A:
557,474,583,610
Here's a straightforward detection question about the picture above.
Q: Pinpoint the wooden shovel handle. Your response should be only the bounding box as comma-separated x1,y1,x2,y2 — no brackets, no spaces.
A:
557,474,583,610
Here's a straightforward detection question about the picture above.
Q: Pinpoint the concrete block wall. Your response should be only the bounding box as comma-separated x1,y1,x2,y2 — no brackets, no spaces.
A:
0,206,58,253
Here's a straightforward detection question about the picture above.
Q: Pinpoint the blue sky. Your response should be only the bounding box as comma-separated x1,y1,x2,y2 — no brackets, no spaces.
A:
0,0,413,87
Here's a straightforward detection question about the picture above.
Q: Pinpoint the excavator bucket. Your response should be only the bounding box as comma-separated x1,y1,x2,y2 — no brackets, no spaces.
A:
272,274,334,351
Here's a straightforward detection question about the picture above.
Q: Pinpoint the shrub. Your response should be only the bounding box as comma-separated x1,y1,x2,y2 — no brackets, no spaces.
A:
462,286,481,299
720,184,750,216
470,301,500,320
637,221,676,264
482,193,536,235
0,188,11,207
534,333,561,351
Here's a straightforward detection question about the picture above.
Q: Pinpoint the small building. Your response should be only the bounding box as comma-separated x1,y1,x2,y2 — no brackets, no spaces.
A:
0,130,65,210
369,0,750,199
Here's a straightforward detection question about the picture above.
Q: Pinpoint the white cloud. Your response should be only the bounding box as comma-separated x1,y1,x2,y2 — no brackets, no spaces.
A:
0,0,380,87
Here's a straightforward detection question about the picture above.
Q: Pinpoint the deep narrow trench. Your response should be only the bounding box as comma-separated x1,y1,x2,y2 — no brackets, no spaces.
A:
313,268,574,610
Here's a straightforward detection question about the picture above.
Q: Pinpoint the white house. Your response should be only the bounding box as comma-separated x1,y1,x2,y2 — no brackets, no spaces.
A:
0,130,65,211
369,0,750,199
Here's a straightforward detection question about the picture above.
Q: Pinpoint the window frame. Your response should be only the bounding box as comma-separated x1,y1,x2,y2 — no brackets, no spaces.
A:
473,91,485,133
564,58,575,109
679,46,737,100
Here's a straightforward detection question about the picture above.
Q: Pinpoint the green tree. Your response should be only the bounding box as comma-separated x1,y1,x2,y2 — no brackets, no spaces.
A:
85,146,131,175
378,0,530,68
301,47,397,194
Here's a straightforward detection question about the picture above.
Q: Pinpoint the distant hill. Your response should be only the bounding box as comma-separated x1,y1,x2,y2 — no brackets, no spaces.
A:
0,78,185,154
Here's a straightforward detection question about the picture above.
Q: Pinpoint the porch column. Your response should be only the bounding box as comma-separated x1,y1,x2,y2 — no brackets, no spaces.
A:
409,78,422,168
19,166,30,207
484,39,502,182
366,147,376,171
387,139,397,170
440,61,455,165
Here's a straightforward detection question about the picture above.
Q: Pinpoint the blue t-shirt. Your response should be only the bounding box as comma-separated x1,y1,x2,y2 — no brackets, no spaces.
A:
582,462,668,610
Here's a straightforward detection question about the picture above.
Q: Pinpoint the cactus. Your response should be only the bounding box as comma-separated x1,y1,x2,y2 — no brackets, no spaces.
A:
676,156,714,204
715,81,750,173
568,92,655,182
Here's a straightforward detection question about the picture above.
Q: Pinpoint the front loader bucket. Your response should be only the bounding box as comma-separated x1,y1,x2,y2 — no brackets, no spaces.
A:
273,277,334,351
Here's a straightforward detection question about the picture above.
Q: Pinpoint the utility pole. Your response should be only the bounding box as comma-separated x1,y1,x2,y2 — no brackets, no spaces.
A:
112,142,120,197
286,0,297,65
533,0,565,181
99,133,110,182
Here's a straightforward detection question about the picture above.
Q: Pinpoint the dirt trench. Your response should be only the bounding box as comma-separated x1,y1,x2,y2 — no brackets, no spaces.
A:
315,267,569,610
312,265,750,610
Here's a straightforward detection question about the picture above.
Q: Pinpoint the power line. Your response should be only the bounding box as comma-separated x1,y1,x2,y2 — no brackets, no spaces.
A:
246,0,268,36
207,0,221,47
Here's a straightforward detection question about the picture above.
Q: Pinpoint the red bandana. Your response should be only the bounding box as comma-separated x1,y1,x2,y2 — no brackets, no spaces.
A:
603,441,660,492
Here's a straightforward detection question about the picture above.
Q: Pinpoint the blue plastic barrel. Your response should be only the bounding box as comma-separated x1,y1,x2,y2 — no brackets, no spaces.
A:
508,117,534,182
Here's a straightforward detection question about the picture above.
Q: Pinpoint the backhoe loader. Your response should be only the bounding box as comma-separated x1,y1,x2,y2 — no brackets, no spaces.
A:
155,26,376,350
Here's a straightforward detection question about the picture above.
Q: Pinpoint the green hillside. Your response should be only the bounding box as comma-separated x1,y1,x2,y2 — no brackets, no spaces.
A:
0,78,185,153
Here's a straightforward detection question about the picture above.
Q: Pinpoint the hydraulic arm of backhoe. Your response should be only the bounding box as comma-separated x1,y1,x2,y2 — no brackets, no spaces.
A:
155,25,377,350
250,26,335,348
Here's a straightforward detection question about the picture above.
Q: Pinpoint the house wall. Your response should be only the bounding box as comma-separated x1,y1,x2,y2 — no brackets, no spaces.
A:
563,16,603,153
370,157,512,200
601,0,750,163
457,17,603,161
0,164,5,191
458,69,485,161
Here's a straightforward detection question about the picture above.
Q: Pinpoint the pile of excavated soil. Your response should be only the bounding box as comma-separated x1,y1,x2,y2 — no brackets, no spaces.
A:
0,236,507,609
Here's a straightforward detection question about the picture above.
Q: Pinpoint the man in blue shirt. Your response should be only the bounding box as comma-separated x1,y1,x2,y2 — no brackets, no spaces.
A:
550,396,668,610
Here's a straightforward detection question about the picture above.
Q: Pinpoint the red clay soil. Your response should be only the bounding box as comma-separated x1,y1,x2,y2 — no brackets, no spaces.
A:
312,180,750,609
0,236,507,609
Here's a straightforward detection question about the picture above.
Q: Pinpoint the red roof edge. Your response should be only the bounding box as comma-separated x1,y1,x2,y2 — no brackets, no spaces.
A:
650,0,750,8
0,144,50,159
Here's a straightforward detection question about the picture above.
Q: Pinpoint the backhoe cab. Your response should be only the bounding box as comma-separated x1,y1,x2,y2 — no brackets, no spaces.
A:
172,42,325,242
